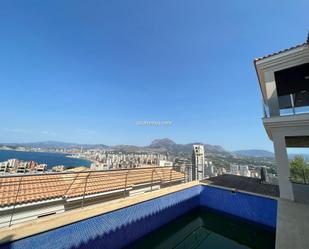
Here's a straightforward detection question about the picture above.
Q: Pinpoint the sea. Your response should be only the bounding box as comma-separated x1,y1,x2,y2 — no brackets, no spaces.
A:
0,150,91,169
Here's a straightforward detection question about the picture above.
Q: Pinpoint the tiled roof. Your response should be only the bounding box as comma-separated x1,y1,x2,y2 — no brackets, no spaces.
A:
0,168,185,207
254,43,308,62
254,32,309,62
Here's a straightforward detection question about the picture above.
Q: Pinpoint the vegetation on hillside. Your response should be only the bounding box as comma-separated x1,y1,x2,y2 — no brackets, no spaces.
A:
290,155,309,184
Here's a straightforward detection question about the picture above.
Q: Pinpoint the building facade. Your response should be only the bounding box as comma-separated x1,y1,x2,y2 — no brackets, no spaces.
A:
255,33,309,201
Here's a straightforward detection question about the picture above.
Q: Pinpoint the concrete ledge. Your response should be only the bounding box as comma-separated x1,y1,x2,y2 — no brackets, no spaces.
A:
200,182,279,200
0,181,199,244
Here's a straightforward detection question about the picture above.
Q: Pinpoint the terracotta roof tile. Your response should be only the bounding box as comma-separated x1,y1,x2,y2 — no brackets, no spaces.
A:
254,32,309,62
0,168,185,207
254,42,308,62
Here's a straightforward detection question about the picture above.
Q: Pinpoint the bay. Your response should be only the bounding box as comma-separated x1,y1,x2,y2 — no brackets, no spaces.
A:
0,150,91,169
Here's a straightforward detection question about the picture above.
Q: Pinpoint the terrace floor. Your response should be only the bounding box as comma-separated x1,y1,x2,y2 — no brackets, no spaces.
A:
276,198,309,249
292,183,309,205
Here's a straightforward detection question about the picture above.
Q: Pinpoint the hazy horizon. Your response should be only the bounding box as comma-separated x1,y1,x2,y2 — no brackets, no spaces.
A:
0,138,276,153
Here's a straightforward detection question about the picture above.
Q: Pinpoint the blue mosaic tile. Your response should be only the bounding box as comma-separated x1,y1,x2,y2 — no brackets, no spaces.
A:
0,185,277,249
199,186,277,229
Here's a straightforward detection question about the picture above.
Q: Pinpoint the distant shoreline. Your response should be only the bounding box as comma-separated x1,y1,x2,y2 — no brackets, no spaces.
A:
0,149,92,169
0,147,68,154
66,154,98,164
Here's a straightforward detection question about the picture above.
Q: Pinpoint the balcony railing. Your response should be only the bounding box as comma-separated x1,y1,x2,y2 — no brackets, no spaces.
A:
0,167,187,228
263,92,309,118
262,101,270,118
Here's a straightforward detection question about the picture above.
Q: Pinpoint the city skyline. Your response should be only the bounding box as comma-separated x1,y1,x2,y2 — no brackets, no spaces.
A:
1,1,309,151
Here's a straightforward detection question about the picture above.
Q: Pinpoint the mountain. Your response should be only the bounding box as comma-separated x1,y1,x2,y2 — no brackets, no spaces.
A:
25,141,77,148
1,138,228,155
4,139,309,162
233,150,274,158
149,138,176,148
111,144,144,153
233,150,309,161
147,138,227,155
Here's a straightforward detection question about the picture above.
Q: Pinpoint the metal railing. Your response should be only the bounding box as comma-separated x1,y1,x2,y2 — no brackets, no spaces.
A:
0,167,187,228
290,168,309,184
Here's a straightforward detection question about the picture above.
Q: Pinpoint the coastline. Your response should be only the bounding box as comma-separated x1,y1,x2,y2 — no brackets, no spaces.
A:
66,154,98,165
0,147,68,154
0,149,92,169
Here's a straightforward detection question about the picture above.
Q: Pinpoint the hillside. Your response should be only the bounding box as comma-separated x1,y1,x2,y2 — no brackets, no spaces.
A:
233,150,274,158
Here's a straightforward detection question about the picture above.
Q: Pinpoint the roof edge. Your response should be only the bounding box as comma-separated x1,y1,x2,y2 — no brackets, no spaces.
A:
254,42,308,63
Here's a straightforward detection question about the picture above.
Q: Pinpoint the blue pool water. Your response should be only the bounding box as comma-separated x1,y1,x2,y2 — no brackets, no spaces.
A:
0,185,277,249
128,207,276,249
0,150,91,169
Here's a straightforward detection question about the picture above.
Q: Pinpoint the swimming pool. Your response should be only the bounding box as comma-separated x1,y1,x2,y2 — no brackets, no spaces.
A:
0,184,277,249
128,207,275,249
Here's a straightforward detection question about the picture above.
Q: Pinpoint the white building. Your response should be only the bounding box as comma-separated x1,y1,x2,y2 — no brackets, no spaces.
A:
230,164,239,175
220,167,227,175
35,164,47,172
204,160,214,178
52,165,65,172
239,165,251,177
159,160,173,167
255,33,309,201
192,145,205,180
8,159,18,167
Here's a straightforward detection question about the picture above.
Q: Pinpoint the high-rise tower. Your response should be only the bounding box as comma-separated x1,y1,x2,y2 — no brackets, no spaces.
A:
192,144,205,180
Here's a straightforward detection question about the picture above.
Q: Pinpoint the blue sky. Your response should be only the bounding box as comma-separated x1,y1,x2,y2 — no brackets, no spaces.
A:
0,0,308,151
